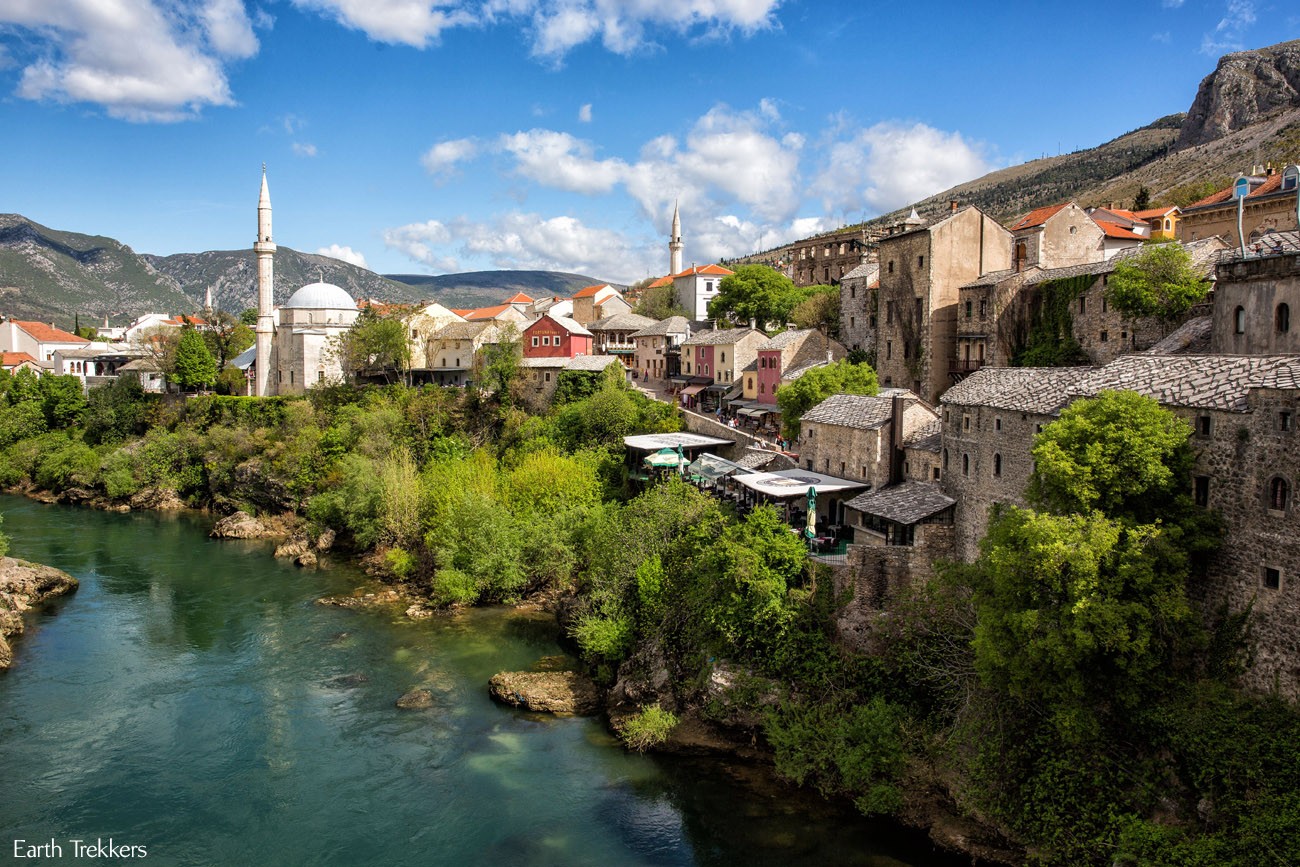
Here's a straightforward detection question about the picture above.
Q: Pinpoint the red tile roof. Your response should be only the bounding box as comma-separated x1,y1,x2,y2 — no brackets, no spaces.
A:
1133,207,1179,220
1,351,39,368
672,264,734,278
572,283,612,299
1187,173,1283,209
1009,203,1070,231
503,292,534,303
450,308,473,317
465,304,512,320
647,275,674,289
11,320,90,344
1095,221,1147,240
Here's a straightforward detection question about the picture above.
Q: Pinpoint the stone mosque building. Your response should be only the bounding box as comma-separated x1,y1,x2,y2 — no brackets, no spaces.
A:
251,168,359,396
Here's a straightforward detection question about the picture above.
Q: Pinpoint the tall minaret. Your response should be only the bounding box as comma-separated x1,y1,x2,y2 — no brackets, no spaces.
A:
254,165,276,397
669,200,684,276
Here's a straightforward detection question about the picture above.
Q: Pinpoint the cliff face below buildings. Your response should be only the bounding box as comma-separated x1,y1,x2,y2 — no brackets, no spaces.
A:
1177,39,1300,150
0,556,79,668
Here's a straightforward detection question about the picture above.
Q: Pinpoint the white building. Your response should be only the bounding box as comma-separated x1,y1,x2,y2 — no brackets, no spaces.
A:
673,264,734,320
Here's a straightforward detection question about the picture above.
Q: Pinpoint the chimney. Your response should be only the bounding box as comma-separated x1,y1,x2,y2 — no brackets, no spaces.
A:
949,199,959,214
888,393,906,486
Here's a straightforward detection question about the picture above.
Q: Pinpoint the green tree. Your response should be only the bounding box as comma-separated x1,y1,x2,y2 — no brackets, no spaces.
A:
789,285,840,336
1105,243,1210,331
330,307,410,384
776,358,878,438
239,308,258,326
173,327,218,391
38,374,88,428
634,280,687,320
1133,185,1151,211
1027,389,1193,524
477,323,521,403
708,264,807,327
202,309,255,370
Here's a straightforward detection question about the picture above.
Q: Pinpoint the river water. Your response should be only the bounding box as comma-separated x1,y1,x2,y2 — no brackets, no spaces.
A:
0,496,962,866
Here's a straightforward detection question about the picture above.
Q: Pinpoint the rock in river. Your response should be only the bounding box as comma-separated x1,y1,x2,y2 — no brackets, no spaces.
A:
211,511,272,539
0,556,79,669
488,671,602,715
395,688,434,709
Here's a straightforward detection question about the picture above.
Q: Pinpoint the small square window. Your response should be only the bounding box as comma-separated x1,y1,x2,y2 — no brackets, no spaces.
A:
1198,415,1211,436
963,415,971,431
1100,331,1108,343
1280,411,1293,432
1264,567,1281,590
994,417,1002,431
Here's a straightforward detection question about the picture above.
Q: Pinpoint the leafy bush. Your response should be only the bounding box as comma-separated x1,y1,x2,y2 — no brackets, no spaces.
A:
429,567,478,606
621,705,679,752
572,614,634,662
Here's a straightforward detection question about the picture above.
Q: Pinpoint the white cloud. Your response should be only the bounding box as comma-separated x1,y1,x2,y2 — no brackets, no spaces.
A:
4,0,248,121
811,121,994,215
1201,0,1256,55
383,220,460,271
292,142,318,157
500,129,627,194
421,137,480,178
578,102,592,123
317,244,368,268
385,211,651,281
1162,0,1184,8
290,0,479,48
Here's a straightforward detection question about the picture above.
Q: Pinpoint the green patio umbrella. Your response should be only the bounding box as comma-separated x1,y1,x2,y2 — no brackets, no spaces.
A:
805,486,817,540
643,447,682,468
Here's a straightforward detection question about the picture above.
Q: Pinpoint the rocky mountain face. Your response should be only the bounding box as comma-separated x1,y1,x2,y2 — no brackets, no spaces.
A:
143,249,422,314
0,214,193,327
1177,39,1300,149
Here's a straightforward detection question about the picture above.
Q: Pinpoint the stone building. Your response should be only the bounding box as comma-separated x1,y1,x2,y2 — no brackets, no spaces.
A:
522,314,593,359
680,327,765,387
939,366,1098,560
874,206,1013,403
754,328,846,408
406,301,467,371
839,262,879,354
570,284,630,326
270,281,361,394
1211,232,1300,355
1179,165,1300,247
415,320,504,386
629,316,689,382
796,390,940,492
587,312,656,365
1008,202,1107,271
789,226,883,287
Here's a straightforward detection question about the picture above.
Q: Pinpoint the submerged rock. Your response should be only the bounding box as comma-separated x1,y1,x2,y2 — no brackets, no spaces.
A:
395,688,434,709
275,536,310,559
294,551,318,568
0,557,79,669
317,589,404,609
325,672,369,688
488,671,602,715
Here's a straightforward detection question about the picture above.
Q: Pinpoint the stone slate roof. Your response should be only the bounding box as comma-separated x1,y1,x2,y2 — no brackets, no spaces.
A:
941,366,1097,415
1144,316,1212,355
759,328,816,351
735,449,798,471
904,418,943,452
801,393,897,429
520,357,569,368
682,327,763,346
588,312,657,333
845,482,955,525
564,355,624,372
961,268,1026,289
629,315,690,338
433,321,495,340
843,262,879,282
741,359,758,372
781,359,830,383
1071,355,1300,413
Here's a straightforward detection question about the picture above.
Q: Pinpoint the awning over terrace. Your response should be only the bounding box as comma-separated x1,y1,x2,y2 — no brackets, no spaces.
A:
685,453,750,481
623,432,733,452
680,384,706,397
732,469,868,499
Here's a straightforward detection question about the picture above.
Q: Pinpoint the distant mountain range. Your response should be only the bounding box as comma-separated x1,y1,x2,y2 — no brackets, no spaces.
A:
0,213,608,328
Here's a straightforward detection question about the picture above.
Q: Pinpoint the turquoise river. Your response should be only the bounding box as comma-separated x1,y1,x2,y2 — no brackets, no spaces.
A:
0,495,965,866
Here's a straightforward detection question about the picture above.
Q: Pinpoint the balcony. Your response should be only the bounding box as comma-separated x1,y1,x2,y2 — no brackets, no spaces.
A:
949,359,984,376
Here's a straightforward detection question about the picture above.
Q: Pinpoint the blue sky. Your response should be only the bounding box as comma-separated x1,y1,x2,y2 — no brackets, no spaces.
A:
1,0,1297,286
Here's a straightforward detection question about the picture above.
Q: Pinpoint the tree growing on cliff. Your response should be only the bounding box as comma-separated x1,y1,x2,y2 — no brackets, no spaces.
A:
1105,243,1210,331
776,359,879,439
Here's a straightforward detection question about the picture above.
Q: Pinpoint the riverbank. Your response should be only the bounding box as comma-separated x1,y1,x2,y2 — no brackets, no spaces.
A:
0,555,78,668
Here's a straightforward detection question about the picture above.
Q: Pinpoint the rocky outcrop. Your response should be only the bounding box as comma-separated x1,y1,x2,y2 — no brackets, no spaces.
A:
1177,39,1300,149
210,510,274,539
274,536,310,559
395,688,434,709
0,557,79,668
488,671,602,715
129,488,186,511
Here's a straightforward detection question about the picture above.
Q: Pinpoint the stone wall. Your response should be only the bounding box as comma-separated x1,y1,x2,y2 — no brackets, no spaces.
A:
1070,274,1170,364
1211,251,1300,355
831,524,954,653
940,401,1046,561
1181,394,1300,698
682,410,766,458
798,420,888,485
840,273,876,354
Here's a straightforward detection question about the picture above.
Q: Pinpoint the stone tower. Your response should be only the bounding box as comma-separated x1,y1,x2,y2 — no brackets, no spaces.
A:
669,200,684,277
254,166,276,397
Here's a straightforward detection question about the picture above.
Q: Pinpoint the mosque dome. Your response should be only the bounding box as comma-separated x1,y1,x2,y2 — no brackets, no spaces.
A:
283,281,356,309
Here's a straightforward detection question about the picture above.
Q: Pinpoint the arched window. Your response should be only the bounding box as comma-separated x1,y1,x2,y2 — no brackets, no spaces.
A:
1235,306,1246,335
1270,477,1290,512
1277,303,1290,334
